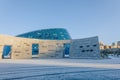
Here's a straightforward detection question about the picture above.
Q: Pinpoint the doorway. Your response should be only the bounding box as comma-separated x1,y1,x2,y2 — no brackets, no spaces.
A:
32,44,39,56
2,45,12,59
63,43,70,58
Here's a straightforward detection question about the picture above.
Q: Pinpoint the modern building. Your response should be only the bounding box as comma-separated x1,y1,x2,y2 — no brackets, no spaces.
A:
70,37,100,59
0,28,101,59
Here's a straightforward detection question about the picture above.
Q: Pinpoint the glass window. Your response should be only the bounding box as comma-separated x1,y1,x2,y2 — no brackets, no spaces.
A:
32,44,39,55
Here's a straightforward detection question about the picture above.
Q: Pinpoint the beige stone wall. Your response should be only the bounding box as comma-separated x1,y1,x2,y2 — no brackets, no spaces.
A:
0,34,71,59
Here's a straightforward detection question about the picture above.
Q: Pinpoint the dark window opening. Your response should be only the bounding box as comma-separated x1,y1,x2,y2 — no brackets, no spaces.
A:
80,46,83,48
93,44,97,47
81,50,85,52
90,49,93,52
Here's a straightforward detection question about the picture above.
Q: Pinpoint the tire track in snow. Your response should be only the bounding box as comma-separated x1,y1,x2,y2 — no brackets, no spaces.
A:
2,69,120,80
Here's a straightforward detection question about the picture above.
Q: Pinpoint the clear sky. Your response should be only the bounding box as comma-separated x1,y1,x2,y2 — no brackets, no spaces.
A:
0,0,120,44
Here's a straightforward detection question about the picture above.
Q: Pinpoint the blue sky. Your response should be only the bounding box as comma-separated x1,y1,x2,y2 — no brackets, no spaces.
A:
0,0,120,44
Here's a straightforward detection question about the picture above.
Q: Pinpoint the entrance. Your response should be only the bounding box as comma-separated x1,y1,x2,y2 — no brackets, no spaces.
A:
2,45,12,59
32,44,39,55
63,43,70,58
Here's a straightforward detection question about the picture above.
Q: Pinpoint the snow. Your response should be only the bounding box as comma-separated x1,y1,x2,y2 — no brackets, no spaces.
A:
0,58,120,80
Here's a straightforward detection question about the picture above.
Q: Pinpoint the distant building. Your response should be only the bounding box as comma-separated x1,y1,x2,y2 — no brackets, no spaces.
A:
99,42,104,50
100,41,120,57
117,41,120,46
112,42,116,46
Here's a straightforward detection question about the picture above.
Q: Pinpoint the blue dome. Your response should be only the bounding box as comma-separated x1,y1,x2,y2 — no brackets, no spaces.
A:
16,28,71,40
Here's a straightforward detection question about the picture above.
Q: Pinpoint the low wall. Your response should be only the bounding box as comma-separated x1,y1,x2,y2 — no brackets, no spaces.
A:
0,34,70,59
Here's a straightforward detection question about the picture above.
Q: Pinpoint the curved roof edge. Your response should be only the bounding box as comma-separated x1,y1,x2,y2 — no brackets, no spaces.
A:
16,28,68,36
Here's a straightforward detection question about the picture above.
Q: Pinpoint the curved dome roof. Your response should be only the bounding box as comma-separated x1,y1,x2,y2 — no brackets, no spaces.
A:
16,28,71,40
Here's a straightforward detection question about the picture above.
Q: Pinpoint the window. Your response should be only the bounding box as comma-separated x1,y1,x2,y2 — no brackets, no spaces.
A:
63,43,70,57
93,44,97,47
90,49,93,52
81,50,85,52
80,46,83,48
32,44,39,55
2,45,12,59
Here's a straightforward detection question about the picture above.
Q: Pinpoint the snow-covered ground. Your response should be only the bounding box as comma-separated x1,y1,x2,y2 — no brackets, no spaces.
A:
0,57,120,80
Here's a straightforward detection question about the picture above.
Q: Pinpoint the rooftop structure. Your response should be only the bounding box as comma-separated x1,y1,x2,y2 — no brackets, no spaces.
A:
17,28,71,40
